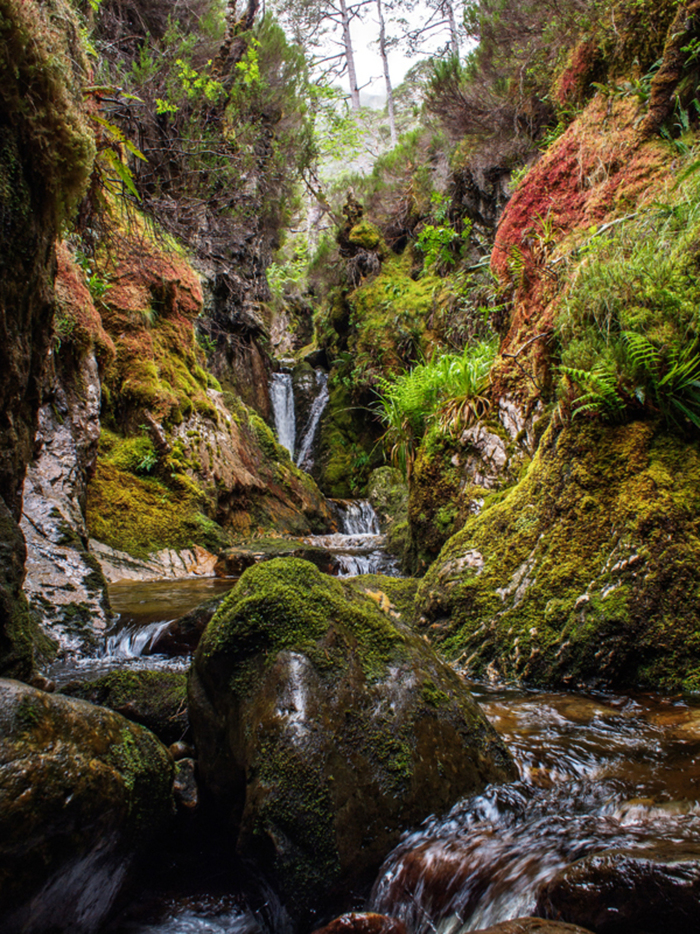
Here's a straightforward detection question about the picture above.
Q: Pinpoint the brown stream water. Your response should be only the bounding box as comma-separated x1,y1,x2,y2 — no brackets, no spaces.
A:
369,683,700,933
79,581,700,934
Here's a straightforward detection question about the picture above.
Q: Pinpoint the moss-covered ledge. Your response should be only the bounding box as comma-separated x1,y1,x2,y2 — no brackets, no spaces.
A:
416,419,700,693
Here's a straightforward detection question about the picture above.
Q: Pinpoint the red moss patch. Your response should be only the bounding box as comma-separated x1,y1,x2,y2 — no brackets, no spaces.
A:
55,242,116,364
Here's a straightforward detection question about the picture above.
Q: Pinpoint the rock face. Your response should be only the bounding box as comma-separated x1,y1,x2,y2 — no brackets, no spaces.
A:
0,0,95,677
416,419,700,692
21,339,110,656
0,678,174,934
536,845,700,934
189,558,516,928
406,397,542,575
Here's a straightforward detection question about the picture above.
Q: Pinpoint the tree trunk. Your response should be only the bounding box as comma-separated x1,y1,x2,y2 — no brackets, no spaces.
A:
340,0,361,110
377,0,397,145
444,0,460,56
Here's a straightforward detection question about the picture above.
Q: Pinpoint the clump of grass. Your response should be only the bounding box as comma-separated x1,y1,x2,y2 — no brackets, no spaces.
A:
376,338,498,478
556,173,700,432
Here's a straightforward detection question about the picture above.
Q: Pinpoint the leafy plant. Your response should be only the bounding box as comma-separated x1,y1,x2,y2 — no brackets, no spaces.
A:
556,180,700,433
375,338,497,478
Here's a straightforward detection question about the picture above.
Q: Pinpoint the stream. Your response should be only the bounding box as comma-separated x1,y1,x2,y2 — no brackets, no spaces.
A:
95,577,700,933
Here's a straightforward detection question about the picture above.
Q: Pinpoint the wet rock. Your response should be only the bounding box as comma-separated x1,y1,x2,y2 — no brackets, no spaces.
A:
149,594,226,656
214,540,341,578
90,538,219,583
0,678,174,934
21,341,111,656
312,912,407,934
367,468,408,533
170,740,195,760
173,758,199,812
189,557,516,928
61,670,188,746
536,844,700,933
472,920,594,934
0,0,95,679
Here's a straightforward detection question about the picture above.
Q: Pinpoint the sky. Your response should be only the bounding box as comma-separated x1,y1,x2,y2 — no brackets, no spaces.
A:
327,2,456,108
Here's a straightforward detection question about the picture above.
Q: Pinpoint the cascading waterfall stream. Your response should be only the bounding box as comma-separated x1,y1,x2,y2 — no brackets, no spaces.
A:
269,371,295,457
295,369,329,471
305,499,400,577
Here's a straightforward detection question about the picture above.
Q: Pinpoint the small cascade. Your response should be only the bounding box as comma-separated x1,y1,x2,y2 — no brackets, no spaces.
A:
305,500,400,577
336,499,380,535
104,619,176,658
270,371,295,457
295,369,329,471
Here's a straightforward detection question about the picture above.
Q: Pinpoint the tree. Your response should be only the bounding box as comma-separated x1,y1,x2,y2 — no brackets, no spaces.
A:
271,0,372,109
376,0,398,144
395,0,464,58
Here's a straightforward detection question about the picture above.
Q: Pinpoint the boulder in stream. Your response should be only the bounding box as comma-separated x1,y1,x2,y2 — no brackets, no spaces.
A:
189,557,517,927
61,670,189,746
0,678,174,934
471,921,594,934
536,843,700,933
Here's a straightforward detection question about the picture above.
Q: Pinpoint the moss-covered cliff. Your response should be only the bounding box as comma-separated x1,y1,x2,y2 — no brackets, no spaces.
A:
0,0,94,677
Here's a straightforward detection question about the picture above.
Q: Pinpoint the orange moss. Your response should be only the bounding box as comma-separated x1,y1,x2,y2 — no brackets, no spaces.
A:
54,242,116,365
94,230,210,425
554,41,602,109
491,95,673,403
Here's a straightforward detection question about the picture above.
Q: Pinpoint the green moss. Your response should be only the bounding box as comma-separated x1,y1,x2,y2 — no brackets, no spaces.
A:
348,220,386,253
421,679,451,708
61,670,188,745
199,558,406,690
249,413,291,464
86,460,215,559
0,0,96,225
417,419,700,691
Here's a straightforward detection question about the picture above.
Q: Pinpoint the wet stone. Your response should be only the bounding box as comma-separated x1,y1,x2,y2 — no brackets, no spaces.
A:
189,558,516,929
471,920,594,934
536,844,700,934
0,678,174,934
312,912,408,934
173,758,199,812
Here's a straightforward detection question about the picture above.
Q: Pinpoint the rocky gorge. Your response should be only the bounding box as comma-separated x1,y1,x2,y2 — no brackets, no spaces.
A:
4,0,700,931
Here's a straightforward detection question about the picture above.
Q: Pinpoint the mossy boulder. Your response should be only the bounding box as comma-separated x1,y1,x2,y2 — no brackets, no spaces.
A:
416,419,700,692
189,558,516,928
61,670,188,746
0,678,174,934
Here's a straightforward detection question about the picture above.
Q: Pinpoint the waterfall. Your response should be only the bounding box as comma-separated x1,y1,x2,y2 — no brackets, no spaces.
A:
304,500,400,577
270,372,296,457
335,499,380,535
104,619,175,657
295,369,329,471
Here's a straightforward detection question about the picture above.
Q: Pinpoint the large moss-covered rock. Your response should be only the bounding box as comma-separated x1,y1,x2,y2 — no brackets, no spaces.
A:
189,558,516,928
0,678,174,933
416,419,700,691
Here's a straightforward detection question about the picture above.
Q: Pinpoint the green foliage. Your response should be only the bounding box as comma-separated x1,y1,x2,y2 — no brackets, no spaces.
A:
376,338,498,478
96,12,315,255
556,178,700,432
